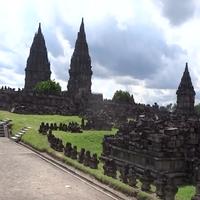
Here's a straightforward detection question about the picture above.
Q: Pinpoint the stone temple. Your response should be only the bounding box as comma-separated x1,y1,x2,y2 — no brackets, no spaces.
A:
67,18,93,99
176,62,195,116
24,23,51,91
0,19,197,121
0,18,200,200
0,19,98,114
101,64,200,200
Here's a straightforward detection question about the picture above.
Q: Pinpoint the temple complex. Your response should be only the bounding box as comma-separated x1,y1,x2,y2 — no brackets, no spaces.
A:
0,19,198,122
67,18,92,99
100,64,200,200
24,23,51,91
176,62,195,116
1,18,200,200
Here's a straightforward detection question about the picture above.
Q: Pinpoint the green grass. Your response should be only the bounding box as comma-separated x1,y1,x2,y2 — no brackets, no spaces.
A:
176,186,195,200
53,130,116,156
0,110,196,200
0,110,81,134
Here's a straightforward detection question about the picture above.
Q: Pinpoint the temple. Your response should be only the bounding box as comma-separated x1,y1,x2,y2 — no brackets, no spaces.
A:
24,23,51,91
67,18,93,99
1,19,200,200
176,63,195,116
0,20,197,122
100,64,200,200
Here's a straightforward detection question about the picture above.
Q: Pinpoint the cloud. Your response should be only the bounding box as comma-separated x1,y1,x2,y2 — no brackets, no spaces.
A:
0,45,15,53
0,68,24,88
45,29,64,58
79,18,187,90
48,14,187,91
0,0,198,105
158,0,196,26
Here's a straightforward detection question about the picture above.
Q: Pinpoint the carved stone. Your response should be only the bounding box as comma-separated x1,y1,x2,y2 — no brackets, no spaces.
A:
67,18,92,100
24,23,51,91
176,63,195,116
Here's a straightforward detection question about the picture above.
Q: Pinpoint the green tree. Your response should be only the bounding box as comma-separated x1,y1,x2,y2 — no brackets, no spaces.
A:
195,103,200,115
34,80,61,94
112,90,134,104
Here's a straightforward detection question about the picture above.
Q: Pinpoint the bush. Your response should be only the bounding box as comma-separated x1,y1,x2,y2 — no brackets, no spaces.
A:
34,80,61,94
112,90,134,104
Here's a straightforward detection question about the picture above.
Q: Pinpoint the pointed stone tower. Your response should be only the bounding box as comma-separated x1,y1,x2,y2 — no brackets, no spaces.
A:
24,23,51,91
67,18,92,98
176,63,195,115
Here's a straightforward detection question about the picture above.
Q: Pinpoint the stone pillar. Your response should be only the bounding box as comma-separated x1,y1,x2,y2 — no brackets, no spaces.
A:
155,179,165,199
128,167,137,187
103,159,117,179
141,169,152,192
141,179,151,192
192,165,200,200
119,165,129,184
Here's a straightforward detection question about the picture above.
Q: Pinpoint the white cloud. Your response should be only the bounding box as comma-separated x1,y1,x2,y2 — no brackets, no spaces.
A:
0,0,199,105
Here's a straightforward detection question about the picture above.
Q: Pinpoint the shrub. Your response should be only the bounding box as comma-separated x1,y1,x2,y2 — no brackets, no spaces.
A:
34,80,61,94
112,90,134,104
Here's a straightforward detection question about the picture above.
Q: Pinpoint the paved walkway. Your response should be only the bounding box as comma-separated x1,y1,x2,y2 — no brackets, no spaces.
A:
0,138,120,200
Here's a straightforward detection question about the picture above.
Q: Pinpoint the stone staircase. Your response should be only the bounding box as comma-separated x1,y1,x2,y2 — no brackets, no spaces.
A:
0,122,5,137
11,127,30,142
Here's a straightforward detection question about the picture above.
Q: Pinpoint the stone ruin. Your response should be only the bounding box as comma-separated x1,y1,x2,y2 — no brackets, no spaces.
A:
101,63,200,200
0,19,144,121
38,121,82,134
101,114,200,200
47,130,64,152
47,133,99,169
0,19,102,115
39,121,99,169
64,143,99,169
82,110,113,131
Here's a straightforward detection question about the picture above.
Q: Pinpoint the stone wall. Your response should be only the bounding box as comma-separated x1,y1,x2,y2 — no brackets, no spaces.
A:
0,87,159,121
0,89,76,115
86,98,149,122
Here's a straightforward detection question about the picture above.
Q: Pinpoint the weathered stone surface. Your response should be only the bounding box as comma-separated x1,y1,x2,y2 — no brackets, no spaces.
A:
67,18,92,100
101,113,200,200
90,153,99,169
83,150,91,167
83,110,112,131
24,23,51,91
100,64,200,200
47,131,64,152
176,63,195,116
78,148,85,163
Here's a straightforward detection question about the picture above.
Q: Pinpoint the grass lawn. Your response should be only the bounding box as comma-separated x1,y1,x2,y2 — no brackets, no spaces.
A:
53,130,116,156
0,110,196,200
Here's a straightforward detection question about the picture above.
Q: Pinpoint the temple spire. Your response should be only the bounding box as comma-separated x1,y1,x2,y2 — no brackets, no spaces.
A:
177,62,194,92
79,18,85,35
38,22,42,34
73,17,88,55
185,62,188,71
24,23,51,91
67,18,92,98
176,62,195,116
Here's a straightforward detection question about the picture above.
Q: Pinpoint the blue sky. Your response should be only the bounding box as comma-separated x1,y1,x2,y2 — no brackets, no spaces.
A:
0,0,200,105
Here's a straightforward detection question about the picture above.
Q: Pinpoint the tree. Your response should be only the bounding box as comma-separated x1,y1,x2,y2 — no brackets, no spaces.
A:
195,103,200,115
112,90,134,104
165,103,177,112
34,80,61,94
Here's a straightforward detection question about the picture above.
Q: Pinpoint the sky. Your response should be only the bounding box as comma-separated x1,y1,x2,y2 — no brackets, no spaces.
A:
0,0,200,105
